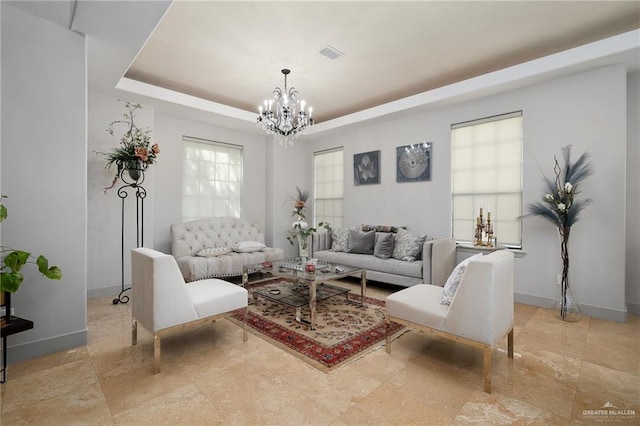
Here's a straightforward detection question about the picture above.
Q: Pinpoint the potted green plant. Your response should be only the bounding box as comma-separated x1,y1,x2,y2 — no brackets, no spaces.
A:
1,196,62,323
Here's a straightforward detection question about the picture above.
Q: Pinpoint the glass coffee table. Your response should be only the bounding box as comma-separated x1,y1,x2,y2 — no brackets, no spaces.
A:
242,258,367,330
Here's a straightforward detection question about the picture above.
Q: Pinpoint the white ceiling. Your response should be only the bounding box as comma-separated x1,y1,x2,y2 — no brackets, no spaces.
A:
125,1,640,124
8,0,640,135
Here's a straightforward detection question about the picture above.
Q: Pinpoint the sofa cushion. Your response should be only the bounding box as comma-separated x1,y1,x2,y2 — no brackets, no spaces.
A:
348,229,375,254
232,241,266,253
392,228,428,261
374,232,395,259
196,246,231,257
440,253,483,305
314,250,423,279
186,278,248,318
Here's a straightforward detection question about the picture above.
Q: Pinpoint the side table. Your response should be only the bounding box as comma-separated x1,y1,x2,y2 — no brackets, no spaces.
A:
1,316,34,383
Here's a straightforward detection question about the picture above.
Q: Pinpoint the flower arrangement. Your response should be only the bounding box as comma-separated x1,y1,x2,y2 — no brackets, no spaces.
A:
102,101,160,193
1,195,62,294
286,187,331,256
525,145,593,320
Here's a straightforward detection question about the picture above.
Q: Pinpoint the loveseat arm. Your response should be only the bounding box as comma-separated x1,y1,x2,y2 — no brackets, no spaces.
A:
312,229,332,254
423,237,457,286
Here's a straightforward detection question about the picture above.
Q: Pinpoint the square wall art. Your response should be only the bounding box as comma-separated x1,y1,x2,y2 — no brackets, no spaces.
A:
396,142,432,183
354,150,380,185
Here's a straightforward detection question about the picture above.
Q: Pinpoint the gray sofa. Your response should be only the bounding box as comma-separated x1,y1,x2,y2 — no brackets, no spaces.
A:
311,228,456,287
171,217,284,282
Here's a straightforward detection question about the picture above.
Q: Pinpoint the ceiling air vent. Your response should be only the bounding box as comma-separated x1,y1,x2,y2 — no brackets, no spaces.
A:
319,45,345,60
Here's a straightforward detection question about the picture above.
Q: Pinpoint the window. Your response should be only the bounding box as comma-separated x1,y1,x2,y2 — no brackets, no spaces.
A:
451,112,523,248
182,136,243,222
314,148,344,228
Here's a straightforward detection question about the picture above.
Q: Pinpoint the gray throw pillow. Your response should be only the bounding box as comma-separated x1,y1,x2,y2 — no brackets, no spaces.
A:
348,229,375,255
374,232,395,259
392,228,428,261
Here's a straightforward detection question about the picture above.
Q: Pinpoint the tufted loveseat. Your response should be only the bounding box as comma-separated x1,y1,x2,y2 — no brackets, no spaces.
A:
170,217,284,282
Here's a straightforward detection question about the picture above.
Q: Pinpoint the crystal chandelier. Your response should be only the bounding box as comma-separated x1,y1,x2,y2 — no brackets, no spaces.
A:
257,69,313,146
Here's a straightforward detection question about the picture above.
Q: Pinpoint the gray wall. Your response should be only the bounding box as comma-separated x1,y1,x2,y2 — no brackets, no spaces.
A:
1,4,87,360
305,65,630,321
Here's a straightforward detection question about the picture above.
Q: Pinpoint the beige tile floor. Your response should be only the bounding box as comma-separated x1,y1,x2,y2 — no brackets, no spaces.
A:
1,279,639,425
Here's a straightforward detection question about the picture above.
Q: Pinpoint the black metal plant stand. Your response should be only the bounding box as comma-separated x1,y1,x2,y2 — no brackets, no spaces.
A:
113,166,146,305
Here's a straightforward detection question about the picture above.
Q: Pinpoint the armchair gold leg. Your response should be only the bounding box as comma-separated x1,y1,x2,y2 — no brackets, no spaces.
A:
132,319,138,346
242,307,248,343
507,329,514,358
483,347,492,393
153,333,161,374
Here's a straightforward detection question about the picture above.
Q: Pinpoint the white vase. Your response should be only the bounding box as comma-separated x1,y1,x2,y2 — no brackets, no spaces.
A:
555,226,582,322
553,283,582,322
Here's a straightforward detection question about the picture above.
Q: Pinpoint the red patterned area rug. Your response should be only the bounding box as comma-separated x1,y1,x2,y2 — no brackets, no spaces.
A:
230,279,407,373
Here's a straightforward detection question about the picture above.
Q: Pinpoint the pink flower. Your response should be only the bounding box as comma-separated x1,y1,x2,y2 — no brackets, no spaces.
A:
134,147,149,162
151,144,160,154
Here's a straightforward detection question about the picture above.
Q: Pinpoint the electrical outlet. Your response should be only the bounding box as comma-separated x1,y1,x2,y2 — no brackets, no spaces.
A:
0,306,15,317
557,274,562,286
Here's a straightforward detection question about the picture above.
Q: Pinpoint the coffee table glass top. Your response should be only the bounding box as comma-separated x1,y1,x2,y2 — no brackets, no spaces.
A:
245,257,363,282
252,281,350,308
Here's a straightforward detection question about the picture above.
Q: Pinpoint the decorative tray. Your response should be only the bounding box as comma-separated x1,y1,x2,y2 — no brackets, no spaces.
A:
278,258,331,272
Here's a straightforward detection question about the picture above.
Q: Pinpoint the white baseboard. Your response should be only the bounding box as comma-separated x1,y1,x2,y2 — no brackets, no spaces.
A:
514,292,628,323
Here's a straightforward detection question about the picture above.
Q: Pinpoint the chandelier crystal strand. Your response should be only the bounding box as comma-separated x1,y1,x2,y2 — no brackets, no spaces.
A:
257,69,313,146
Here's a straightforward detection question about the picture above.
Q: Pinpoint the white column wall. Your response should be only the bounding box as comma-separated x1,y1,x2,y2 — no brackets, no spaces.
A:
270,140,311,259
1,4,88,360
626,71,640,315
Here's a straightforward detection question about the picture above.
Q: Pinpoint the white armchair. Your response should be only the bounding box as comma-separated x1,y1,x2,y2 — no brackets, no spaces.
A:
385,250,514,393
131,247,248,373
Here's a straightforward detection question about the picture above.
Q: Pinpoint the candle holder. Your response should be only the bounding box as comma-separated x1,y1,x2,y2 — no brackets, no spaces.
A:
473,207,495,248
